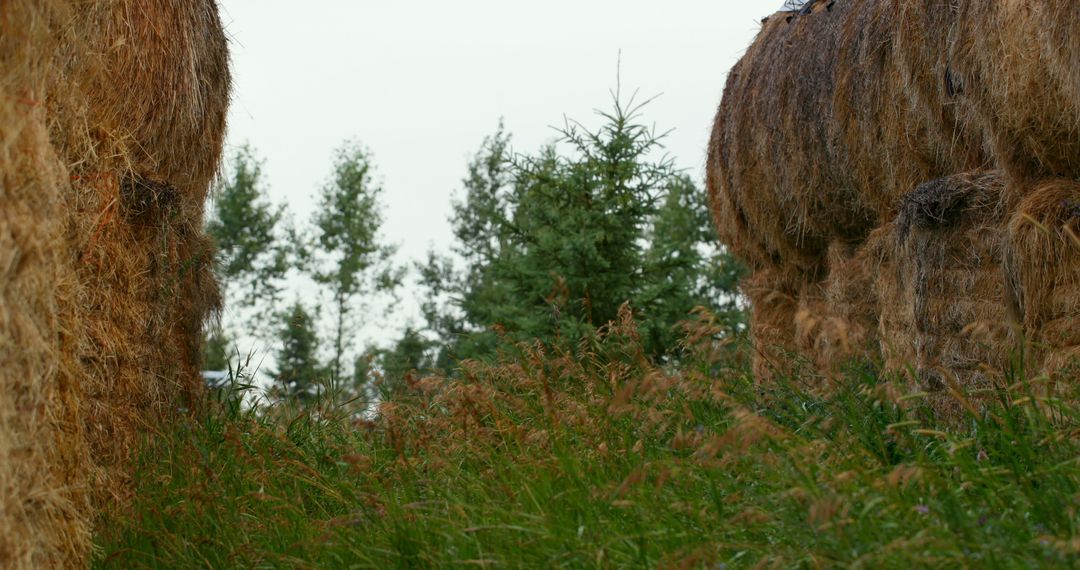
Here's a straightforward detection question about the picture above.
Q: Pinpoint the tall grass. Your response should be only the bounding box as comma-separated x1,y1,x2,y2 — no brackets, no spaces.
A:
95,308,1080,568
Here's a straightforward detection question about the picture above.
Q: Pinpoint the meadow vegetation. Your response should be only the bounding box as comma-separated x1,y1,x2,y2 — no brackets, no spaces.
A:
96,307,1080,568
93,97,1080,568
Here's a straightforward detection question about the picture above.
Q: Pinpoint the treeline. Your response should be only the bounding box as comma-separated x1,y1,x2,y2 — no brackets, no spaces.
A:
204,96,746,401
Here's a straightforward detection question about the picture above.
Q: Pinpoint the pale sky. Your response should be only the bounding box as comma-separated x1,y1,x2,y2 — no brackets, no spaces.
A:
215,0,778,361
220,1,775,260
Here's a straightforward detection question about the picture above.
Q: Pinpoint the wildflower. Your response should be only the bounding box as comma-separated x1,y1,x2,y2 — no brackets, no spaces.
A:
914,504,930,515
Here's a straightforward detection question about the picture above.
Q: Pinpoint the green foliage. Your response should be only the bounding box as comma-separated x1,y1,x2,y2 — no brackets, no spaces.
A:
416,123,514,364
637,174,747,355
269,302,323,403
96,315,1080,568
203,145,299,368
201,326,233,372
379,327,435,395
206,145,292,313
352,328,438,399
420,98,745,363
309,143,402,381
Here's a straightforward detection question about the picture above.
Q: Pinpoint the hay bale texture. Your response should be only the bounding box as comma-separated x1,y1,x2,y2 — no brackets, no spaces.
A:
0,3,91,565
793,240,882,375
0,0,230,566
883,172,1014,415
951,1,1080,183
711,0,1080,392
706,0,987,278
707,0,988,379
68,0,230,508
1005,180,1080,379
742,268,800,381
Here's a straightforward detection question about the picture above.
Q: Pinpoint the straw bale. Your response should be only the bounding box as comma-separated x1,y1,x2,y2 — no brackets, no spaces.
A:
823,240,880,338
864,223,913,377
792,284,830,372
892,1,987,170
0,0,230,565
950,1,1080,183
706,0,988,279
81,0,232,197
1004,179,1080,379
62,0,230,505
793,241,881,373
707,2,991,381
70,176,222,507
882,172,1014,417
710,0,1080,390
1040,317,1080,353
0,120,89,568
744,242,881,381
742,267,802,382
0,2,91,566
1035,3,1080,135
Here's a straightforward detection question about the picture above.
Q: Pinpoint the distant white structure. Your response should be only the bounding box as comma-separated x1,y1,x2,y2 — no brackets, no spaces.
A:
780,0,814,11
202,370,229,389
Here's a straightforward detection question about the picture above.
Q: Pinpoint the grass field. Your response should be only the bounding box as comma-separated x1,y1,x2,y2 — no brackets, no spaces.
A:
95,311,1080,568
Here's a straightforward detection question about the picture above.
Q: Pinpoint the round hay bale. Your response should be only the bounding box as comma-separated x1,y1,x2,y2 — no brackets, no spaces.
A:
793,283,831,372
950,1,1080,182
1004,179,1080,379
1035,2,1080,127
706,0,988,278
60,0,230,507
893,1,987,170
707,0,1080,388
742,267,803,382
0,2,92,566
82,0,231,197
871,223,916,376
793,240,881,374
0,0,230,564
884,172,1014,419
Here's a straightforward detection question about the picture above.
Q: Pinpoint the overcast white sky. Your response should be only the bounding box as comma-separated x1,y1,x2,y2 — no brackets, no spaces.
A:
215,1,779,361
219,1,776,259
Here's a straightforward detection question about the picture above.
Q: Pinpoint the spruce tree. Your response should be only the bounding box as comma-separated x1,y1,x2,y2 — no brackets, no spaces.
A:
378,327,433,395
270,302,322,403
419,96,745,362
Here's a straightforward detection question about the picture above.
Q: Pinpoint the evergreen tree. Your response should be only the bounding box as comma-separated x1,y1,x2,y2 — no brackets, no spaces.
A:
417,124,514,363
637,174,747,356
420,96,745,362
202,326,233,372
206,145,291,315
270,302,322,403
379,327,434,395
